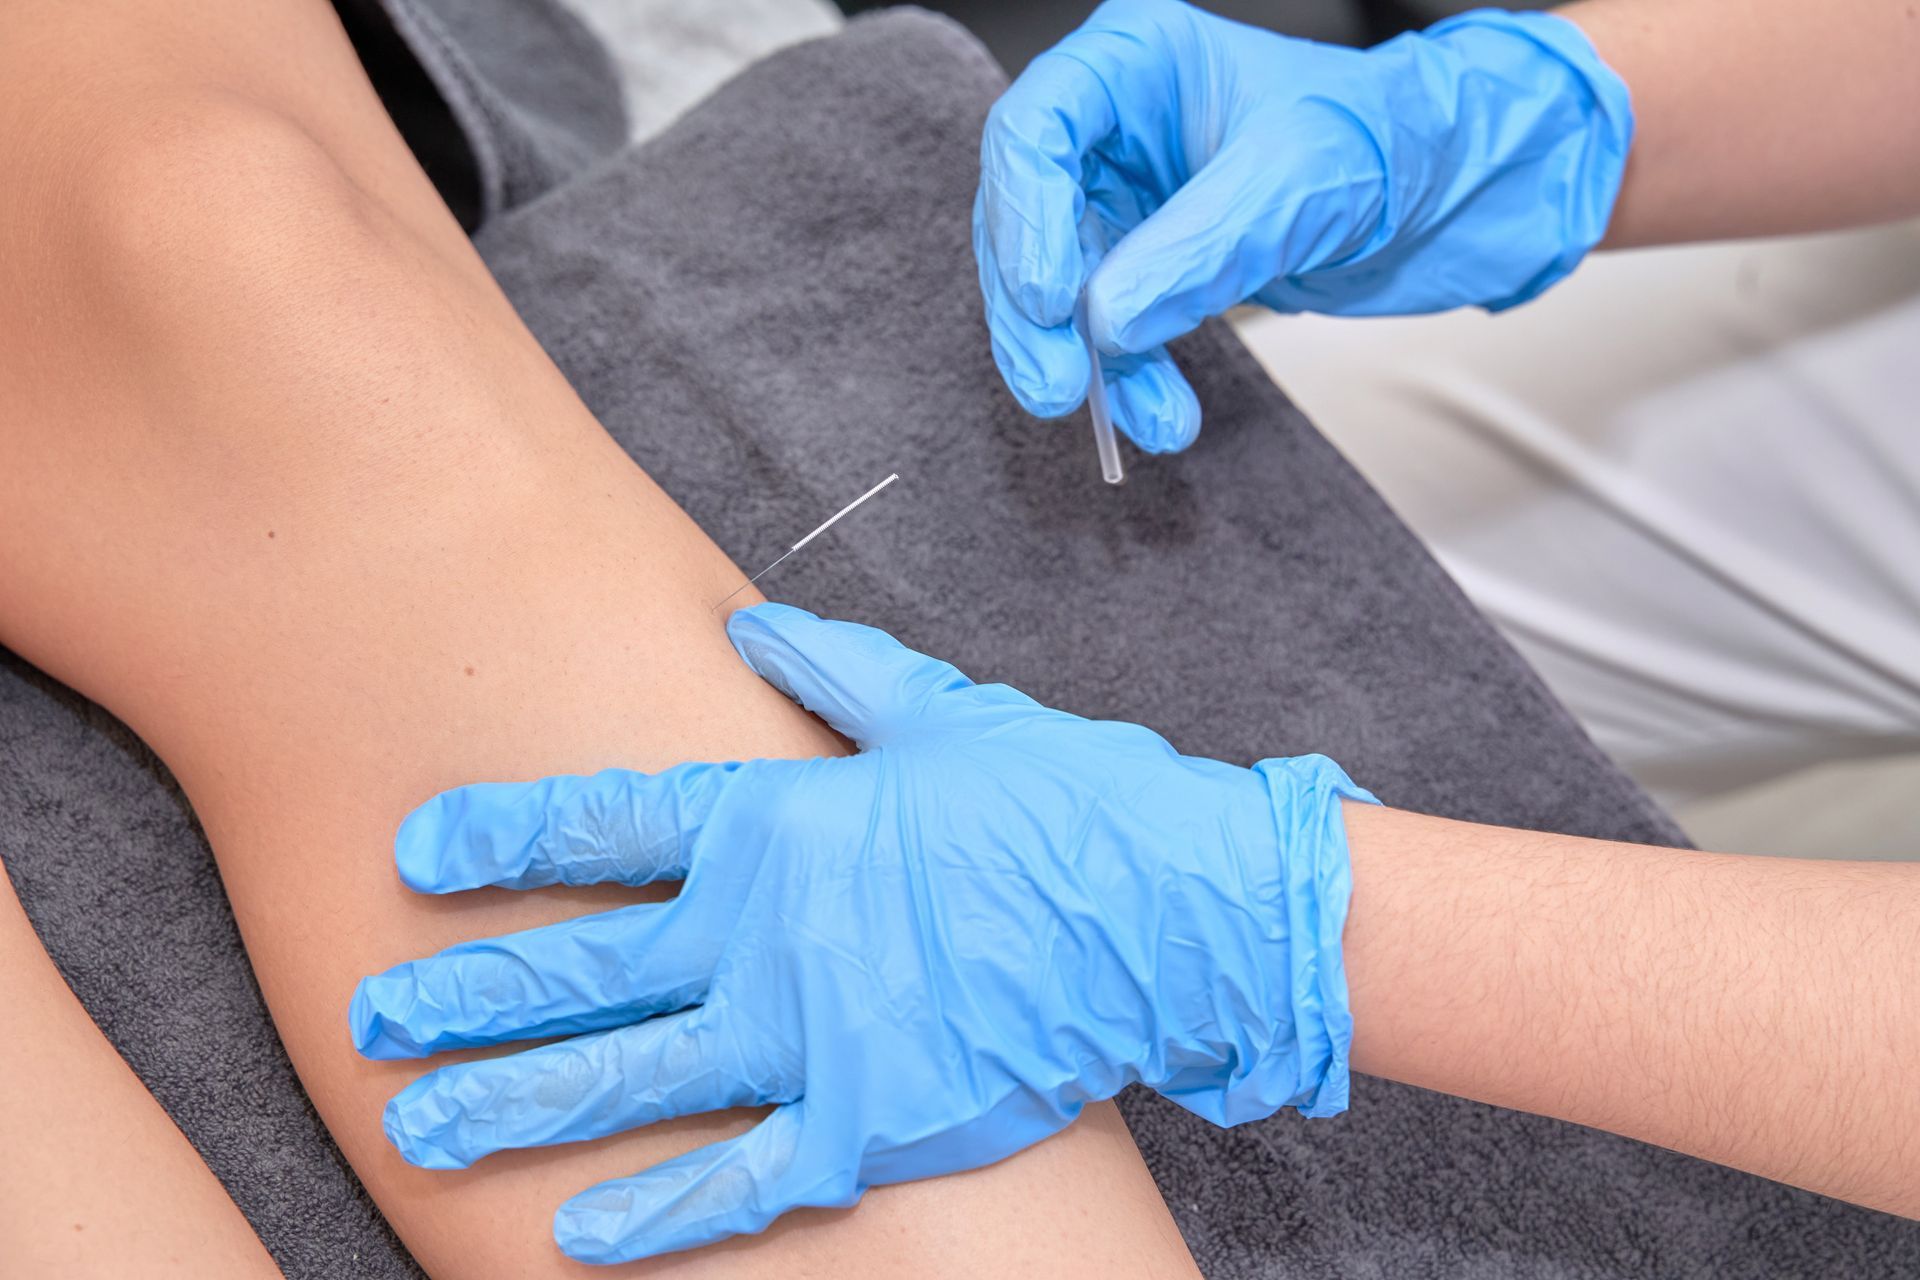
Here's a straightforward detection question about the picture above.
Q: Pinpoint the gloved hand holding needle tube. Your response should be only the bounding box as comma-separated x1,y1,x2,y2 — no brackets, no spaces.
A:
974,0,1630,452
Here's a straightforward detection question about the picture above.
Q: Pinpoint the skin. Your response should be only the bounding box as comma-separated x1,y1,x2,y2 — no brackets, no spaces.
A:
1342,807,1920,1219
1563,0,1920,246
0,0,1199,1275
0,869,281,1278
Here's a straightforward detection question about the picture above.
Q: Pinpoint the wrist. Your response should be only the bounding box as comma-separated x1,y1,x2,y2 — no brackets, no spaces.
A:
1441,8,1634,303
1347,6,1633,312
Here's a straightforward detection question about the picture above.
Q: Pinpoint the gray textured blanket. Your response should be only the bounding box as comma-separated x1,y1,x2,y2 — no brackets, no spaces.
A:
3,4,1914,1276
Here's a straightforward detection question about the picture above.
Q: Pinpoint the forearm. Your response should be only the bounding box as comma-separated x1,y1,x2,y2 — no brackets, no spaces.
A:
0,868,279,1277
1343,804,1920,1215
1558,0,1920,246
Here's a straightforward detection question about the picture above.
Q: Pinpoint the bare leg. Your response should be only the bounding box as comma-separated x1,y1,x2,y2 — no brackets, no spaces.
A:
0,1,1198,1275
0,869,280,1277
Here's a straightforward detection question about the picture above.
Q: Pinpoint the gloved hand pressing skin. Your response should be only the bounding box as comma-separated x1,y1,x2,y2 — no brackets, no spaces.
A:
351,603,1375,1264
974,0,1633,452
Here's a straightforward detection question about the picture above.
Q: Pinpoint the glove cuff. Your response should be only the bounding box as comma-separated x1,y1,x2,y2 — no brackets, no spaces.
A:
1246,754,1378,1122
1423,8,1636,309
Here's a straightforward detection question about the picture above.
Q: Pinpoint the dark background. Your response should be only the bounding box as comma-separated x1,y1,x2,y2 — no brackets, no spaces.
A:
831,1,1550,71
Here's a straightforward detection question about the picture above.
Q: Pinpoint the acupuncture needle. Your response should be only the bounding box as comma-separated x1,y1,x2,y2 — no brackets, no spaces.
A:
711,472,899,612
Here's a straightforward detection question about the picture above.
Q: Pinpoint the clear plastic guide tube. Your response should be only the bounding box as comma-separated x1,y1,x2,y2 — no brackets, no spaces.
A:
1079,300,1125,485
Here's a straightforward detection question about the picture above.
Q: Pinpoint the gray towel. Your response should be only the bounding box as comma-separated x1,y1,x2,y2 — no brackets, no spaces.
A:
3,5,1913,1277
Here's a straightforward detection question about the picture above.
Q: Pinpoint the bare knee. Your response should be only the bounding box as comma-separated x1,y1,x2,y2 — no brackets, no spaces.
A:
50,94,391,303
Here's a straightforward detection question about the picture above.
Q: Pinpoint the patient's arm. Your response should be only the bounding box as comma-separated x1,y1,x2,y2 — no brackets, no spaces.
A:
0,867,281,1277
0,1,1198,1275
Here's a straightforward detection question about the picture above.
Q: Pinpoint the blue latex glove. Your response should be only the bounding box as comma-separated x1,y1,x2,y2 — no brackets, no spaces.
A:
351,603,1375,1264
974,0,1633,452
